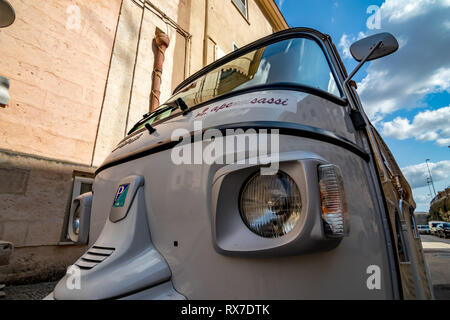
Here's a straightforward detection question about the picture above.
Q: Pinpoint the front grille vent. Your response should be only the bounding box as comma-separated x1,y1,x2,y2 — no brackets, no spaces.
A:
75,245,115,270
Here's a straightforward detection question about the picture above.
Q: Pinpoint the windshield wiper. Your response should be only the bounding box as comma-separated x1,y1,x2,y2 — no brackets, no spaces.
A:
127,105,173,135
127,98,191,135
176,98,190,115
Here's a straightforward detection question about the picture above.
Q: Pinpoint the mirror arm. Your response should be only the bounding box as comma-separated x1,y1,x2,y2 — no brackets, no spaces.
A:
342,41,382,129
342,40,382,114
344,40,382,88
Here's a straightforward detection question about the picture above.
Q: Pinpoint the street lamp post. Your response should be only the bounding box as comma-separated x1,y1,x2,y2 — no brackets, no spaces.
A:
426,178,433,200
425,159,436,197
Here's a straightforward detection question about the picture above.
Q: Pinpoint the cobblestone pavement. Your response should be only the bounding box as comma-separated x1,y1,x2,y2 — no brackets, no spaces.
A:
1,281,57,300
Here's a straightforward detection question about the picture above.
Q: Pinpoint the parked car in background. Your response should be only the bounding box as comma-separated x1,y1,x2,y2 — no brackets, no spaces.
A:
436,223,450,238
417,225,430,235
429,221,441,236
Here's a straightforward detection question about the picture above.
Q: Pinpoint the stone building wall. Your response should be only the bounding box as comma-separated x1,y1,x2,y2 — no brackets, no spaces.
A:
0,0,286,284
92,0,191,166
0,0,121,283
0,0,122,164
430,188,450,222
92,0,282,166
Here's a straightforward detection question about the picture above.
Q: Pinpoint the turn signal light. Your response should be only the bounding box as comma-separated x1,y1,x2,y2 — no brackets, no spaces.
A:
318,164,349,237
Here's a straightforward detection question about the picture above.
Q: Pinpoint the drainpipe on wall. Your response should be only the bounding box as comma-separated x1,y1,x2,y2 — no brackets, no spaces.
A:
149,30,170,112
203,0,209,67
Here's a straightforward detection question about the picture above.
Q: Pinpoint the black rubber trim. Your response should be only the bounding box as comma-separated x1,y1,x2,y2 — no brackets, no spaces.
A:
92,245,115,251
85,251,110,257
174,28,334,94
75,264,92,270
81,257,103,263
95,121,369,176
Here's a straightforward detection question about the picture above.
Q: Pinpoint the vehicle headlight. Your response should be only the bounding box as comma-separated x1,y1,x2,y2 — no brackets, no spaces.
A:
239,171,301,238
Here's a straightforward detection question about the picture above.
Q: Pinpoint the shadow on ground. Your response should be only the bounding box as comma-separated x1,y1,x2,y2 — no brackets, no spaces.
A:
2,281,57,300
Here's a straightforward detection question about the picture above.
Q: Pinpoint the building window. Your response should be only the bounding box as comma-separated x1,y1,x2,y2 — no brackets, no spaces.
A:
232,0,248,19
216,45,226,60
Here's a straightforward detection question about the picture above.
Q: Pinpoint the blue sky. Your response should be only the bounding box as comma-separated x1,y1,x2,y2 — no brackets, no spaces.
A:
277,0,450,211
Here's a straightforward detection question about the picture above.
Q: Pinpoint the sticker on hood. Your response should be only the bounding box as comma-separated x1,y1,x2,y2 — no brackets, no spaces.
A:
193,92,302,119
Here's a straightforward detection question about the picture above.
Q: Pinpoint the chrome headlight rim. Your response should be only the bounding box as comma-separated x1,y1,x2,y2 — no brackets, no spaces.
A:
239,170,302,239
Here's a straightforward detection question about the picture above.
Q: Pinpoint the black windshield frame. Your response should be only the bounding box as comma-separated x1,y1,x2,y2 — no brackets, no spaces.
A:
174,28,346,97
127,28,348,136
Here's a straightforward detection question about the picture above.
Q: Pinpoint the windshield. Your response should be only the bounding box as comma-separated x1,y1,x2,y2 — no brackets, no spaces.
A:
129,37,341,134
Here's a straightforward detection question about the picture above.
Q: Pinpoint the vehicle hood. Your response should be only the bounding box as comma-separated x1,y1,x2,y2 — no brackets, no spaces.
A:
99,90,356,170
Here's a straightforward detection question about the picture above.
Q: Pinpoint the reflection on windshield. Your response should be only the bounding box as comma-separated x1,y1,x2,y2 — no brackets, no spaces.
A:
171,38,340,106
129,37,341,134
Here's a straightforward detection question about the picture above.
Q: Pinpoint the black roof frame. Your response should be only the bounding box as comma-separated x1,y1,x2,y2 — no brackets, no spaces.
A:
173,27,347,99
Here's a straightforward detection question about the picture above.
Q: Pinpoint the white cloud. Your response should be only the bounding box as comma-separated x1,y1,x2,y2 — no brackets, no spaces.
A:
402,158,450,211
437,137,450,146
401,160,450,189
338,34,352,59
411,186,435,211
381,105,450,146
277,0,284,10
445,20,450,30
338,32,367,60
350,0,450,119
414,193,432,204
381,0,450,23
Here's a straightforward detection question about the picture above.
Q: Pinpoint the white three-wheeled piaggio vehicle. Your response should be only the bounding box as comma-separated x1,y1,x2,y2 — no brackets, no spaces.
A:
47,28,433,300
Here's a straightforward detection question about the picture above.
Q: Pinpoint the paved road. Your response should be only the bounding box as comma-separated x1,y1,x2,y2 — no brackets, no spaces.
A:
421,234,450,250
2,281,56,300
420,234,450,299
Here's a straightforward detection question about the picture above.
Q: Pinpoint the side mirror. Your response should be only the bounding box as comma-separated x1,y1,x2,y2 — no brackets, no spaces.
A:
344,33,399,88
343,33,398,129
350,32,399,62
68,192,93,244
